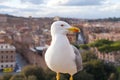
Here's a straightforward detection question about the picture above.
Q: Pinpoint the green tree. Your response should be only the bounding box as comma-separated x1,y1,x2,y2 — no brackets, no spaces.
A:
10,74,26,80
27,75,37,80
104,63,117,78
116,67,120,80
45,69,56,80
73,43,80,49
89,39,113,47
98,44,112,53
84,60,107,80
60,74,69,80
3,74,12,80
22,65,45,80
84,60,118,80
108,73,117,80
74,71,94,80
80,44,89,50
81,51,97,62
88,39,120,53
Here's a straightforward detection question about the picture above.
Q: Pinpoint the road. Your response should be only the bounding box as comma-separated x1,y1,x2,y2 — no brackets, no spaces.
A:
16,53,28,68
0,53,28,75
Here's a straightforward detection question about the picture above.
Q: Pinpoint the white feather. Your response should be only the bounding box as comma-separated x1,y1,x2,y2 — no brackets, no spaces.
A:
45,21,78,75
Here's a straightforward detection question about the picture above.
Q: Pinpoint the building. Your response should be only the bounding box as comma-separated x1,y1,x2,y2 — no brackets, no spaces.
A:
0,14,7,23
94,48,120,65
0,44,16,71
22,46,47,69
82,21,120,43
82,22,120,64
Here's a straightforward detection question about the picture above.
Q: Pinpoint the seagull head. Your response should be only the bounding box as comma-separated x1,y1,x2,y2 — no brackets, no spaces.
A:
51,21,80,36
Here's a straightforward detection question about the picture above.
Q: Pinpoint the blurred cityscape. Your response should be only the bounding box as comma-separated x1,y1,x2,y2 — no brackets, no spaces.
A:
0,14,120,80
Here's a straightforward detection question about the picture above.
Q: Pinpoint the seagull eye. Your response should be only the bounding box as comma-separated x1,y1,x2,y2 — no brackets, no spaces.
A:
61,24,64,27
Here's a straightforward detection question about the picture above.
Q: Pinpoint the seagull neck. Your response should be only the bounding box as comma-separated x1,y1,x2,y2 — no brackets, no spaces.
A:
51,34,70,45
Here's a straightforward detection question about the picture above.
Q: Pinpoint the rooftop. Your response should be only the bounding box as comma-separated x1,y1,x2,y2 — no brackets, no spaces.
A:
0,44,16,50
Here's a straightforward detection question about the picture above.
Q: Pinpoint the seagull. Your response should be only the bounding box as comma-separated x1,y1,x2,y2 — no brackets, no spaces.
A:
45,21,83,80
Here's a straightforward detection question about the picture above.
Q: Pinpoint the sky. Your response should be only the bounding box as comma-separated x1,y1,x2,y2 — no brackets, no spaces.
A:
0,0,120,19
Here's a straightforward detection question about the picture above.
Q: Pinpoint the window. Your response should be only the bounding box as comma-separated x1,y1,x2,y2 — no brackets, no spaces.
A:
10,65,13,67
11,60,14,62
1,65,3,68
6,55,8,59
11,51,14,53
6,60,8,62
1,60,3,63
6,46,8,48
11,55,13,58
1,56,3,59
1,46,3,48
6,65,8,68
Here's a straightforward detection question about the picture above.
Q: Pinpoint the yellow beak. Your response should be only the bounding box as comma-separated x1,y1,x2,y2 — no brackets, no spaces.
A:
67,27,80,32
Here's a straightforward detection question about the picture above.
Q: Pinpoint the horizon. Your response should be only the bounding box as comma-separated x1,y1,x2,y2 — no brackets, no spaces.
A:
1,13,120,20
0,0,120,19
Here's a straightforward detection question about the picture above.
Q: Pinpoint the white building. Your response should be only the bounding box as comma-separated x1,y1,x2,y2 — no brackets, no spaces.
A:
0,44,16,71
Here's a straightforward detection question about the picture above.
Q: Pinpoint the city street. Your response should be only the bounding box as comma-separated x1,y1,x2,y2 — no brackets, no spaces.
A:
16,53,28,68
0,53,28,75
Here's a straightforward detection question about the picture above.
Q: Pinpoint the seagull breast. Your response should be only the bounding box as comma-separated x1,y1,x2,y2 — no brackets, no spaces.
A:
45,34,77,75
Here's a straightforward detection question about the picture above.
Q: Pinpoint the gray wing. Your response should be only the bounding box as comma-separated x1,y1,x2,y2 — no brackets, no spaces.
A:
72,45,83,72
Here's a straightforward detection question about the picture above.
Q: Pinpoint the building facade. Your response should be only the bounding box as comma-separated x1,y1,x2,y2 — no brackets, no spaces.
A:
0,44,16,71
94,48,120,65
21,46,47,69
0,14,7,23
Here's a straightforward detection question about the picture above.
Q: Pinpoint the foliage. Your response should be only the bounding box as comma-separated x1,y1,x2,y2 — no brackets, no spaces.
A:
59,73,68,80
22,65,45,80
45,69,56,80
104,63,117,76
84,60,107,80
96,41,120,53
74,71,94,80
83,59,118,80
80,44,89,49
2,74,12,80
98,44,112,53
0,61,118,80
81,51,97,62
108,73,117,80
81,50,118,80
73,43,80,49
116,66,120,73
116,66,120,80
10,74,26,80
89,39,114,47
80,39,120,53
27,75,37,80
